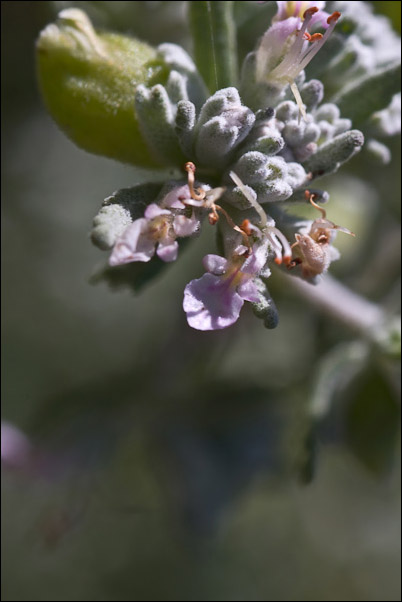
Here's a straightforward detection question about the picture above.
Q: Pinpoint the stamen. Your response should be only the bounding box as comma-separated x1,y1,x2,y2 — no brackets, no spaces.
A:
306,190,327,218
265,231,284,264
240,219,253,236
263,226,292,265
296,11,341,72
215,204,252,251
333,225,355,237
310,33,323,42
267,7,334,121
327,11,341,24
269,9,315,84
266,226,293,264
184,161,206,202
309,218,334,234
229,171,267,227
290,81,307,122
183,197,206,208
304,188,356,238
208,207,219,225
302,7,319,19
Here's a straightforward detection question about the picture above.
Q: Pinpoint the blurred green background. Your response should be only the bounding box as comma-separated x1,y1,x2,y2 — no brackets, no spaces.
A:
2,2,401,601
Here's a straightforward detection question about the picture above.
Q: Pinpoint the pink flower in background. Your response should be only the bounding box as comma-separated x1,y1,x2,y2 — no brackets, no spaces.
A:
1,421,32,470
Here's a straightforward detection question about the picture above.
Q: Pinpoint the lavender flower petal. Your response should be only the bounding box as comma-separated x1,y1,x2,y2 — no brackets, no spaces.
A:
157,239,179,262
173,214,199,237
183,273,244,330
202,254,228,275
109,219,155,265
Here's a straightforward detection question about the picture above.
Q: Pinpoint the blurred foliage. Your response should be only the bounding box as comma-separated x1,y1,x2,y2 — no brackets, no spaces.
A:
2,2,401,601
372,1,401,33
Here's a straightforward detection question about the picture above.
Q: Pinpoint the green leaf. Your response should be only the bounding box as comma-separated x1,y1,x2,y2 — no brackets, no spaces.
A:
36,9,168,167
189,1,238,93
333,62,402,127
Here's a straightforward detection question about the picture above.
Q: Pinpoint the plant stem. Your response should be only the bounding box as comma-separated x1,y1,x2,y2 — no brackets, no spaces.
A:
189,1,238,93
282,272,386,339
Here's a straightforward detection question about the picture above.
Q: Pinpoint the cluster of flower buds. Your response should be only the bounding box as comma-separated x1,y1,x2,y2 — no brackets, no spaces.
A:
89,1,370,330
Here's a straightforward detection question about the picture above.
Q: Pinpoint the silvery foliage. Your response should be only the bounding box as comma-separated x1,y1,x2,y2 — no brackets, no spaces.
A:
312,0,401,163
91,2,399,331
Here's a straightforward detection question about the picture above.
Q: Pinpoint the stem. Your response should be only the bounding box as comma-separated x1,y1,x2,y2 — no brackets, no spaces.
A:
189,1,238,93
281,272,386,339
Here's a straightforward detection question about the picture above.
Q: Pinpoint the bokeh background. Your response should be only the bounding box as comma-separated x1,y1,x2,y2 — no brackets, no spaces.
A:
2,2,401,600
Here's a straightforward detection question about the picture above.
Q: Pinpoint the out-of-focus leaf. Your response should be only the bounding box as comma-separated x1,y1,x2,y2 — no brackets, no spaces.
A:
309,342,369,422
189,1,238,92
298,423,318,485
298,342,369,484
345,366,400,476
334,62,402,127
153,383,283,534
89,255,172,295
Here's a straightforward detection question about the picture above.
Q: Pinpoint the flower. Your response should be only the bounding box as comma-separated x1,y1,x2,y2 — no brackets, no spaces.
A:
273,2,330,28
257,5,340,83
183,243,268,330
255,3,341,117
288,192,354,278
1,421,32,470
109,185,199,266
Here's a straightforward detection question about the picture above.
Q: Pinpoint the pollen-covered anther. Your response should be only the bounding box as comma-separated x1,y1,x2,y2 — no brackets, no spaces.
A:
208,210,219,225
310,33,323,42
240,219,253,236
264,225,292,266
303,7,319,19
184,160,206,202
327,11,341,25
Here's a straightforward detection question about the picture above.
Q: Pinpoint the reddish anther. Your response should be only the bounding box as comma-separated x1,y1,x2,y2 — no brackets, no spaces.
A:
327,11,341,24
240,219,252,236
310,33,323,42
303,7,319,18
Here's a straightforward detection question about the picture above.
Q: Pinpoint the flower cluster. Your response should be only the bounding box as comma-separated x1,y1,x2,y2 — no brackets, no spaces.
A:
90,1,370,330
